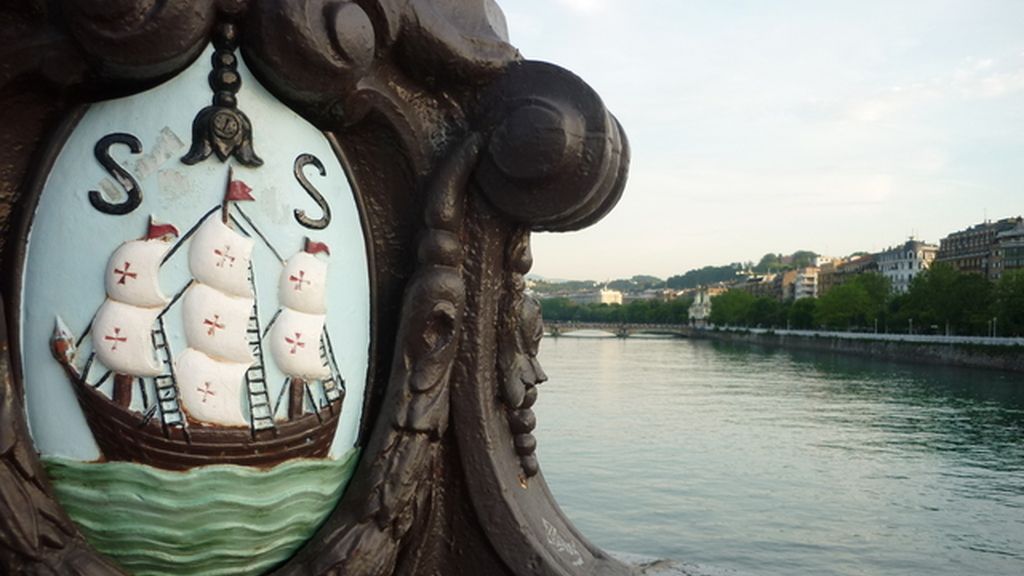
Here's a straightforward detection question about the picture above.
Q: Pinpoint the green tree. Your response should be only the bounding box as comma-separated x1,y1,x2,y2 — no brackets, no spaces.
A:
749,297,783,327
709,290,756,326
897,264,994,335
815,283,871,329
790,250,818,268
994,269,1024,336
754,253,783,273
788,297,817,329
850,273,890,329
666,265,741,289
539,297,694,326
804,273,888,332
539,298,577,322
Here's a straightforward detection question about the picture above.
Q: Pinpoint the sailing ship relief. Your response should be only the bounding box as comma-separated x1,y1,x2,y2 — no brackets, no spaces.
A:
50,174,347,470
18,39,370,575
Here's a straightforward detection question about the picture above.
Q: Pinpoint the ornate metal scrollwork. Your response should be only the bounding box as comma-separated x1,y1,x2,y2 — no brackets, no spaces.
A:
0,2,631,574
0,303,123,574
498,228,548,480
182,22,263,167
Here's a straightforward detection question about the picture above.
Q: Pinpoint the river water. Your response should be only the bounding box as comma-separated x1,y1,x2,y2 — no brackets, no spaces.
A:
532,335,1024,576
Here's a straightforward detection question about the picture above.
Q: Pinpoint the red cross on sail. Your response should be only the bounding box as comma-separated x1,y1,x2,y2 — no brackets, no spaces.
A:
104,327,127,350
270,240,331,380
114,262,137,285
189,214,254,298
105,229,175,308
175,348,250,424
213,245,237,268
176,174,257,427
181,282,253,364
197,382,216,403
204,314,225,336
285,332,305,354
93,219,177,377
93,297,165,376
289,270,310,291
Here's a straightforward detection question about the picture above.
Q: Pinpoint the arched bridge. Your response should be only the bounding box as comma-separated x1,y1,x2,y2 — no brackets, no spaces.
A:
544,321,698,338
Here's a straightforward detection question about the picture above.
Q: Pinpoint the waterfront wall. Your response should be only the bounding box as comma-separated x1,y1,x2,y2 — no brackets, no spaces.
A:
697,328,1024,373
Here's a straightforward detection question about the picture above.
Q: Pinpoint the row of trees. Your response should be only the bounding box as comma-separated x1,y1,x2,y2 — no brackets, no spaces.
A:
539,297,693,325
708,265,1024,337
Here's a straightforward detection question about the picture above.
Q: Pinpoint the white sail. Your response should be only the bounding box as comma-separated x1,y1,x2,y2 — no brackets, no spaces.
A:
93,299,163,377
269,308,330,380
105,239,172,307
278,252,328,314
175,348,251,427
181,283,255,364
188,214,254,298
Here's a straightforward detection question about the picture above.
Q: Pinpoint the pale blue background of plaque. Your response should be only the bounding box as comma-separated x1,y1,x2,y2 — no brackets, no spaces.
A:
20,47,371,461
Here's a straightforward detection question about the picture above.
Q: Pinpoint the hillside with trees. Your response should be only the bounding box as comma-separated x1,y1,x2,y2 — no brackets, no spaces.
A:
666,265,742,289
707,265,1024,336
539,297,693,325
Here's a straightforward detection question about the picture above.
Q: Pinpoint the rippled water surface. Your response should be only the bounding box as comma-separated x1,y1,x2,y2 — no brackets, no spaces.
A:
533,336,1024,576
46,451,358,576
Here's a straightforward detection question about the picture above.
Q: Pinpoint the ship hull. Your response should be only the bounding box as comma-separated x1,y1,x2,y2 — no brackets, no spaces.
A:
71,379,341,470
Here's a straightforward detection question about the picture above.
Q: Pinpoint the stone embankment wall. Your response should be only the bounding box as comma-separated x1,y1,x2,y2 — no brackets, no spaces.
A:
697,329,1024,373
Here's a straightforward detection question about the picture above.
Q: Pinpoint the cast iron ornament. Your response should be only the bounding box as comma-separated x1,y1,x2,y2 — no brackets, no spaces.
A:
0,1,630,575
181,22,264,167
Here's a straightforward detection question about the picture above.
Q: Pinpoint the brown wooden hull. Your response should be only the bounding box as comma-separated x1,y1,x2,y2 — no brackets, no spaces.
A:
71,380,342,471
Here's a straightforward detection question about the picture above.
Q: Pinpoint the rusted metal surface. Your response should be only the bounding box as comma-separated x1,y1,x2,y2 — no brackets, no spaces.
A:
0,1,631,574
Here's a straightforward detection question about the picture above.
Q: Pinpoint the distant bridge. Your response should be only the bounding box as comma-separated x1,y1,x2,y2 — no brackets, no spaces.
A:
544,321,698,338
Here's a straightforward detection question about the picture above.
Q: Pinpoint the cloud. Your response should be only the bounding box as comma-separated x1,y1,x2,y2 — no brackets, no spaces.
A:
842,56,1024,125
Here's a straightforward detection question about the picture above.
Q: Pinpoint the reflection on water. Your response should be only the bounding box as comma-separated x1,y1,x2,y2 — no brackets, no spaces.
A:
533,337,1024,576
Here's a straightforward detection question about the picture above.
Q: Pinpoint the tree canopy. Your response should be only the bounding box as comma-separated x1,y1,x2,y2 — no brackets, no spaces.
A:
890,264,993,335
539,297,693,325
666,265,741,289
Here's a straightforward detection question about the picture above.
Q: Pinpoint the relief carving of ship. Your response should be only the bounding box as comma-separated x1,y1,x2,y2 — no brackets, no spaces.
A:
50,173,346,471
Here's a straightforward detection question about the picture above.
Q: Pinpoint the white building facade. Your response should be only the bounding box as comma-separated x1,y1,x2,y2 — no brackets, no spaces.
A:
876,239,938,294
573,287,623,305
791,267,819,300
688,289,713,327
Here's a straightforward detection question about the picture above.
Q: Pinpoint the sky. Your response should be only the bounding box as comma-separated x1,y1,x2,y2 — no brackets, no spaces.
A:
500,0,1024,281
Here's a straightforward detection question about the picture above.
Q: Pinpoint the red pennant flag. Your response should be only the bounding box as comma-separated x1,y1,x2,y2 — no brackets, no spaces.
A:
147,217,180,240
226,179,255,202
305,238,331,256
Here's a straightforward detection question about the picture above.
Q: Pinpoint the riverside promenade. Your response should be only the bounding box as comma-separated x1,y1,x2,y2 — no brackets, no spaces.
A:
543,321,1024,372
722,327,1024,347
697,327,1024,372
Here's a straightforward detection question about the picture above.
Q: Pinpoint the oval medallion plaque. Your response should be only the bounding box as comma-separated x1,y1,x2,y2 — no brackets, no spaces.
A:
17,43,370,576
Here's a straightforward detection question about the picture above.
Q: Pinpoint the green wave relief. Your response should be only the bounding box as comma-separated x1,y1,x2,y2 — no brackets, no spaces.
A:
44,450,359,576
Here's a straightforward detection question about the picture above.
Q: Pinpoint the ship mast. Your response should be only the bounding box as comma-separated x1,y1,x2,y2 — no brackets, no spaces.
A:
174,170,263,429
90,219,180,410
269,238,334,420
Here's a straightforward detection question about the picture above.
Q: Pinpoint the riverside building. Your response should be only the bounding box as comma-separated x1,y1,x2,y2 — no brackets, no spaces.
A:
936,217,1022,279
991,219,1024,280
789,267,819,300
571,287,624,305
876,239,937,294
817,255,878,297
